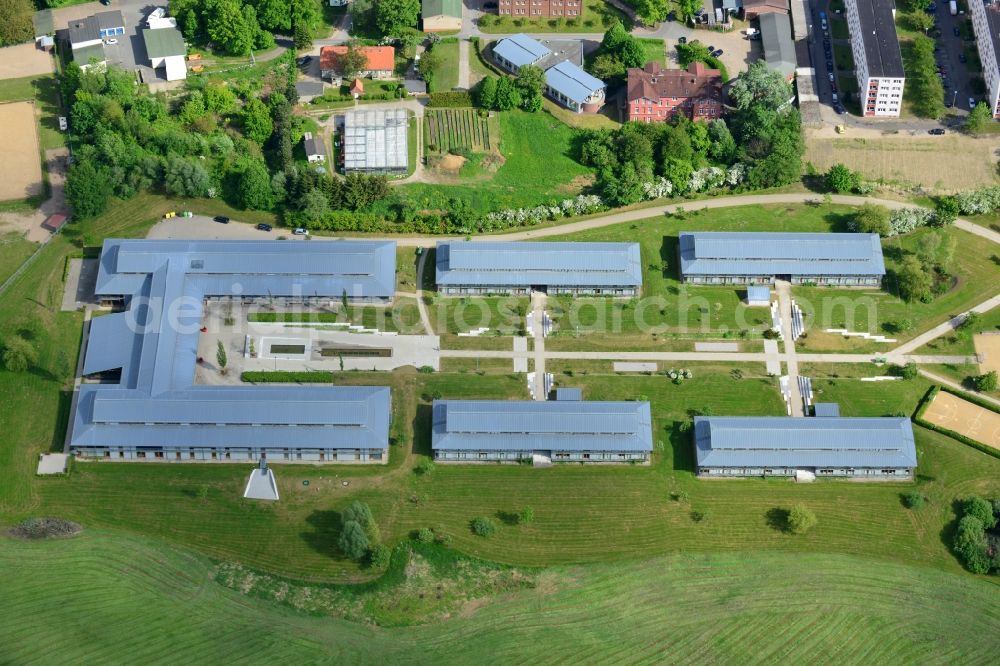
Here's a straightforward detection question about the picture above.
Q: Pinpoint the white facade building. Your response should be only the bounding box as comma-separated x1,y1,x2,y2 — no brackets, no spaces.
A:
844,0,905,117
970,0,1000,118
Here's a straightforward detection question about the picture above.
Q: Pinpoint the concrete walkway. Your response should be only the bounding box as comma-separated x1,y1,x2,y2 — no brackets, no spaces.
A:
919,369,1000,408
775,280,804,416
891,294,1000,355
457,39,471,90
531,292,547,400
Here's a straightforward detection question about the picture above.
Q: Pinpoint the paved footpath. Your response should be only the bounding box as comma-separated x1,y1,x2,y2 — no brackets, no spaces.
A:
775,280,804,416
919,369,1000,408
891,294,1000,355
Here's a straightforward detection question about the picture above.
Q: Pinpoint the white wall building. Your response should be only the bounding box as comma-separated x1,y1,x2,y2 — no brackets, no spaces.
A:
970,0,1000,117
844,0,905,117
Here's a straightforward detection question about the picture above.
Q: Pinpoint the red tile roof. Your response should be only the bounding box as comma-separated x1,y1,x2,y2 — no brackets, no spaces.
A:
626,61,722,105
319,45,395,73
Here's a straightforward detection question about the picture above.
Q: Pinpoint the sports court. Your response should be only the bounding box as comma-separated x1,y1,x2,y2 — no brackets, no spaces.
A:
0,102,43,201
974,334,1000,375
923,390,1000,451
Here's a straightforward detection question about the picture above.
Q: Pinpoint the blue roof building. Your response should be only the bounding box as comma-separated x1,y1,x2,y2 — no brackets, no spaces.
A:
436,241,642,296
492,33,552,72
678,232,886,286
544,60,606,113
71,239,395,463
694,415,917,478
432,400,653,463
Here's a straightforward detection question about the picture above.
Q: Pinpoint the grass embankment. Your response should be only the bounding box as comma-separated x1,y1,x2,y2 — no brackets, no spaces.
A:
1,531,999,663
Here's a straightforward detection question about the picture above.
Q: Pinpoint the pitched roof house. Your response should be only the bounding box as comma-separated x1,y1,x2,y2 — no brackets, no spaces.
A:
320,45,395,83
626,61,723,123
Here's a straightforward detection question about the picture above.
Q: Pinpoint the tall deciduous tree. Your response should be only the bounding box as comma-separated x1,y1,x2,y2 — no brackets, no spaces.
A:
207,0,257,55
967,102,992,134
1,336,38,373
66,161,112,220
896,255,933,302
729,62,794,111
241,98,273,144
375,0,419,36
0,0,35,46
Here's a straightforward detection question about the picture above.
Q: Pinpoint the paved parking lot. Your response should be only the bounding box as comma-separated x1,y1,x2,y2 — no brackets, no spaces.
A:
931,6,975,112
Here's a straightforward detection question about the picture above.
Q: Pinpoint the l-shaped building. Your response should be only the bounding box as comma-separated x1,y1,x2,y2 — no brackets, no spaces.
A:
435,241,642,296
678,231,885,286
71,240,395,463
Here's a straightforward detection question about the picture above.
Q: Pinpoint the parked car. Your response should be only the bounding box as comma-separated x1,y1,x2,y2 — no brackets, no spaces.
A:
484,1,498,8
293,228,309,235
213,216,230,224
256,223,272,232
104,38,117,45
954,26,961,36
826,61,834,72
970,97,977,109
835,103,847,114
667,10,677,21
678,36,687,45
711,49,723,57
707,45,716,52
297,56,312,66
929,128,946,135
99,0,110,4
828,72,834,82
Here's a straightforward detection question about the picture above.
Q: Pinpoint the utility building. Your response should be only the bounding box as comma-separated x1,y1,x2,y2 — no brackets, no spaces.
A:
432,400,653,463
678,231,885,286
435,241,642,296
70,240,395,463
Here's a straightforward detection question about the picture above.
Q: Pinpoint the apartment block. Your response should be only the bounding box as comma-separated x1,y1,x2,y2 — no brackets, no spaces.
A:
844,0,905,117
970,0,1000,117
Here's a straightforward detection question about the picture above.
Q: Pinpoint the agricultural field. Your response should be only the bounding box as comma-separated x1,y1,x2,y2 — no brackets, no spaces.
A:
2,531,1000,663
804,128,1000,190
424,108,500,156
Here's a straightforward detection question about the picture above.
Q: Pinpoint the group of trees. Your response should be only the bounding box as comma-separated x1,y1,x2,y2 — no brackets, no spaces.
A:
907,35,946,119
589,20,646,82
953,495,999,574
170,0,323,54
349,0,420,39
897,228,957,302
337,501,381,561
577,62,800,206
477,65,544,112
0,0,34,47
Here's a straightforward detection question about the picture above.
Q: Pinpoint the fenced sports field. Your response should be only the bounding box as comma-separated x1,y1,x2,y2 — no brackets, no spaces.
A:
923,390,1000,451
0,102,42,201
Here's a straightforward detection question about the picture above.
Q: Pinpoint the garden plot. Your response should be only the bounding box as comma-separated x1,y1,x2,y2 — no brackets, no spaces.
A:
425,108,499,156
0,102,42,201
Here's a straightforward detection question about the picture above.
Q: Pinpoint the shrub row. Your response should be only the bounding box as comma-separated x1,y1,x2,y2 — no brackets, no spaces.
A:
241,371,334,383
427,91,474,108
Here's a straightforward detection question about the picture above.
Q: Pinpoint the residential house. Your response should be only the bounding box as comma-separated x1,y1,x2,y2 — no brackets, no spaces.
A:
844,0,905,117
422,0,463,32
71,239,397,463
625,61,723,123
758,11,796,80
497,0,584,19
544,60,605,113
694,413,917,478
678,231,886,286
142,26,187,81
303,132,326,162
432,399,653,463
320,45,395,85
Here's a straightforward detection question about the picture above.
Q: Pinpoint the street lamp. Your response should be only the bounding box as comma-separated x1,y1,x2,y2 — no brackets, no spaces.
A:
952,90,959,108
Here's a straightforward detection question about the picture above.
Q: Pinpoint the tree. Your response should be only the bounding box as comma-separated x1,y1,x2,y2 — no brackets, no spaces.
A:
216,340,228,372
471,516,497,537
900,361,919,380
0,0,35,46
207,0,257,55
343,500,380,543
954,515,990,573
66,161,112,220
896,255,933,302
369,543,391,568
676,0,703,20
253,0,292,32
826,163,859,193
494,76,522,111
236,159,274,210
909,36,945,119
164,157,211,198
974,370,998,392
618,38,646,69
676,41,711,68
601,19,630,52
963,496,997,529
933,195,959,226
630,0,670,24
729,62,793,111
787,504,817,534
477,77,497,110
205,84,237,115
241,98,273,144
1,336,38,373
515,65,544,112
375,0,419,36
900,491,924,509
589,53,625,80
341,41,371,80
967,102,992,134
338,520,369,559
906,10,934,34
916,231,941,266
853,203,891,236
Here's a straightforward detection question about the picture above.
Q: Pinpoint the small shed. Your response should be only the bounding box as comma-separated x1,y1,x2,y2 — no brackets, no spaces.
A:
350,78,364,98
555,387,582,401
42,214,68,232
813,403,841,418
746,285,770,306
303,131,326,163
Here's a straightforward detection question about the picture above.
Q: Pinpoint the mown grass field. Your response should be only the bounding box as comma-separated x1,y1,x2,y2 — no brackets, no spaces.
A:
0,231,38,285
2,531,999,664
426,39,460,92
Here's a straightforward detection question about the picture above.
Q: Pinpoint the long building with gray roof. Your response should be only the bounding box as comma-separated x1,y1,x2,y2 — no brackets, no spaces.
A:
694,415,917,478
71,239,395,463
435,241,642,296
845,0,905,117
678,231,885,286
432,400,653,463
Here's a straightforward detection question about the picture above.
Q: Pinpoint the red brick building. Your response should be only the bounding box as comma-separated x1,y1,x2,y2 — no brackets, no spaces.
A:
497,0,583,18
625,62,724,123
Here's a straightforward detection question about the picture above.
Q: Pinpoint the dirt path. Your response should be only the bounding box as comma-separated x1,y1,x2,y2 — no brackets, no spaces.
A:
458,39,471,90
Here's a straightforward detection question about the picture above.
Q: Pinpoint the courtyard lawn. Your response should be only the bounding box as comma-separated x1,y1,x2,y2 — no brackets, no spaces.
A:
427,295,529,337
794,225,1000,352
637,38,667,67
247,298,425,335
3,532,1000,662
426,39,460,93
386,110,592,214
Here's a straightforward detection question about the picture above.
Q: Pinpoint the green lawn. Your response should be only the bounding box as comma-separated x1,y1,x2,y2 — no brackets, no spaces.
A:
427,39,460,92
387,109,592,214
428,295,529,336
637,38,667,67
0,232,38,286
247,298,425,335
2,531,1000,662
795,225,1000,352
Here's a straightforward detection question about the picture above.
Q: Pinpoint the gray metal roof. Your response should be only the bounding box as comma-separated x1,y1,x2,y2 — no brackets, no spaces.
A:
71,239,395,453
759,12,796,78
68,16,99,44
142,26,186,58
436,241,643,288
555,388,582,401
493,33,552,67
95,10,124,29
678,232,886,277
432,400,653,452
814,403,841,417
746,285,770,301
343,109,408,173
303,132,326,156
849,0,904,78
694,416,917,468
545,60,605,105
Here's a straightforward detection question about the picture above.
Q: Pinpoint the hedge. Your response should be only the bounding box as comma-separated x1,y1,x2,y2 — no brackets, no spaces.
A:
428,91,474,108
912,385,1000,461
241,371,335,383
